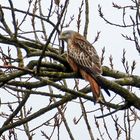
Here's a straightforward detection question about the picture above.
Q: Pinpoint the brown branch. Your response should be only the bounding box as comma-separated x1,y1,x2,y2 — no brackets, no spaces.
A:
79,98,94,140
2,93,30,126
1,6,59,33
77,0,84,32
0,95,75,136
0,5,13,36
8,0,17,38
102,66,129,78
0,65,34,73
96,75,140,110
98,4,138,28
0,70,26,87
36,0,69,73
5,85,64,98
95,102,130,119
103,66,140,88
37,77,96,102
51,93,75,140
84,0,89,38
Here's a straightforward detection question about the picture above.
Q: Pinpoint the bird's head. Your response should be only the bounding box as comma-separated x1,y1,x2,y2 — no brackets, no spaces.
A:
59,30,76,42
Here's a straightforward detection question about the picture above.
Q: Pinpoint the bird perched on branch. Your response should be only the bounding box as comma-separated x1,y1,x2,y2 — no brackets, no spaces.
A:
59,30,110,102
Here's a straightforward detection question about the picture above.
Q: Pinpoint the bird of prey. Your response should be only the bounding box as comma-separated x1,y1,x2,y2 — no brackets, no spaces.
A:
59,30,110,102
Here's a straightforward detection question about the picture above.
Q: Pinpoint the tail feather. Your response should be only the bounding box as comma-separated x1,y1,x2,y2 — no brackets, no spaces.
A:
103,87,110,96
90,73,111,97
80,69,110,102
88,77,102,102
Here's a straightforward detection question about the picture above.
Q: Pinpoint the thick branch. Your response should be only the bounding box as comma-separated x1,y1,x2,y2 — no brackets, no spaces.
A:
0,95,75,136
97,75,140,110
2,93,30,126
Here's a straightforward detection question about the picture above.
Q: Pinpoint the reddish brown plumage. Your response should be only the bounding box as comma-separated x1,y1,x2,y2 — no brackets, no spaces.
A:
60,30,103,102
67,57,101,101
79,69,101,100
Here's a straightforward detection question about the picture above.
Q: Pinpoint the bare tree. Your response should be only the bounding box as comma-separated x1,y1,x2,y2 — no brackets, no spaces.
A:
0,0,140,139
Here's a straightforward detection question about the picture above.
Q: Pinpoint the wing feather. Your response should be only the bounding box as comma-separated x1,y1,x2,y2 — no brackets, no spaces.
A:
68,37,102,75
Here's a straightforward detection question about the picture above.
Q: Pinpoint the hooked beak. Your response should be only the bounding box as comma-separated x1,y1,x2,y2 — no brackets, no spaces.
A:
59,33,64,40
59,32,68,41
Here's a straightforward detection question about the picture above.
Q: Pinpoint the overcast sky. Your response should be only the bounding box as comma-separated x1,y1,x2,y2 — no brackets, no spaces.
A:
0,0,140,139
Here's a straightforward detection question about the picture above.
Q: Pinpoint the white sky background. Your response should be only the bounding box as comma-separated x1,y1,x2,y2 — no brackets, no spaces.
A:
0,0,140,140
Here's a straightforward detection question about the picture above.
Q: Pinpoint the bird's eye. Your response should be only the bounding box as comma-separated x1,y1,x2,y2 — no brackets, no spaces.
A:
62,32,69,38
64,32,69,36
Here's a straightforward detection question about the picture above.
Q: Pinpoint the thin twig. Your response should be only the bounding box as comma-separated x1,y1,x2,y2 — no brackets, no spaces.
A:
36,0,69,73
8,0,18,38
84,0,89,38
2,93,30,126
